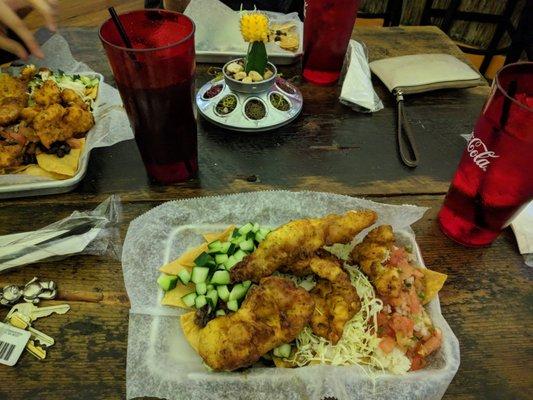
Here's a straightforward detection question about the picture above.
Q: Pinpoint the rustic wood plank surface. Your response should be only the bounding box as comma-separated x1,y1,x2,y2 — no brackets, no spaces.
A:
0,197,531,400
0,24,531,400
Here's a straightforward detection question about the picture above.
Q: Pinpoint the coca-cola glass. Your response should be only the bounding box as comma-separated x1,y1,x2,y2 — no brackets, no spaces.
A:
438,62,533,247
303,0,360,85
100,10,197,184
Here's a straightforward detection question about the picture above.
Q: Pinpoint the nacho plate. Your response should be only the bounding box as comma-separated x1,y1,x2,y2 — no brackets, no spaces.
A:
0,71,103,199
121,192,460,400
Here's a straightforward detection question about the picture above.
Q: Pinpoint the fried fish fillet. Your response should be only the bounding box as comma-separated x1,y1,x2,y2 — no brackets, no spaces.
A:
230,210,377,283
310,278,361,344
33,103,73,147
0,73,28,126
350,225,401,297
198,276,314,371
280,249,347,282
33,80,61,107
0,142,24,170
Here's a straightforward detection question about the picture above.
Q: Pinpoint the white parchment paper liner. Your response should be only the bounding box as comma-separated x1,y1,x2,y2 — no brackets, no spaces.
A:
185,0,303,56
0,34,134,186
122,191,460,400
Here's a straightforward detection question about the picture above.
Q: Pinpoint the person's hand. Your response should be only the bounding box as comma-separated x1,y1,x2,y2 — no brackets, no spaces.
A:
0,0,58,60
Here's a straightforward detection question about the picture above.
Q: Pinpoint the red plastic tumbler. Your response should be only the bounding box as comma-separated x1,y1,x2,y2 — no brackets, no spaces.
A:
303,0,360,85
100,10,197,184
438,62,533,247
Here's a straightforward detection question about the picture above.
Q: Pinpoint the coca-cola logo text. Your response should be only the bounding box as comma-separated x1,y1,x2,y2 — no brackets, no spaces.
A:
467,137,499,171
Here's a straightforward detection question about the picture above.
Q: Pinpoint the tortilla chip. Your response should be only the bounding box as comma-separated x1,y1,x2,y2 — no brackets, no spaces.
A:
20,164,70,180
180,311,201,353
161,283,196,308
202,224,236,243
160,225,236,275
9,165,30,173
422,269,447,305
36,148,82,177
159,242,208,275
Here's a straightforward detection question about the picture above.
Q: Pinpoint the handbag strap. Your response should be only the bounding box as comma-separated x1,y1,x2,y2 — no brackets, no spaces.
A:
395,90,420,168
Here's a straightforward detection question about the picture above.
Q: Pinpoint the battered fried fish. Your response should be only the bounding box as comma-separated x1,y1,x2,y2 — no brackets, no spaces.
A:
0,142,24,170
198,276,314,371
20,106,41,124
61,89,87,109
33,80,61,107
31,103,94,148
310,278,361,344
0,73,28,126
230,210,377,283
63,105,94,135
350,225,400,297
280,249,347,282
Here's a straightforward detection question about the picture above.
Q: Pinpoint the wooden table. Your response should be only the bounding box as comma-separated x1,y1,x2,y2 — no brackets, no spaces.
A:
0,26,531,400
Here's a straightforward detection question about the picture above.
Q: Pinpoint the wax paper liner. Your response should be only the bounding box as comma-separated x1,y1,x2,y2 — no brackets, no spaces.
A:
185,0,303,55
122,191,460,400
0,195,122,271
0,34,134,186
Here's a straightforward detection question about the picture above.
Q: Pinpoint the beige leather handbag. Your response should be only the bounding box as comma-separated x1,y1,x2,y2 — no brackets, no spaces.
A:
370,54,485,167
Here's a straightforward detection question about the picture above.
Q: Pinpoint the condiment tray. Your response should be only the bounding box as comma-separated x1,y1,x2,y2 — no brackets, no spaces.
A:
196,77,303,132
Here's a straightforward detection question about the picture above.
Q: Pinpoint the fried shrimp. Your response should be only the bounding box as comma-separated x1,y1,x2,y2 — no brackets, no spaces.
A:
350,225,400,297
231,210,377,283
310,278,361,344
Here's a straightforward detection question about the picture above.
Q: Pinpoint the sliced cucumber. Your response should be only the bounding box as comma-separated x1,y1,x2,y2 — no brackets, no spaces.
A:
207,240,222,253
229,283,248,301
215,309,226,316
227,299,239,311
255,232,266,243
206,289,218,306
233,249,248,262
252,222,260,233
242,280,252,290
157,273,177,291
227,243,237,255
211,270,230,285
194,252,213,267
195,295,207,309
215,253,229,265
218,241,232,254
238,222,254,235
177,269,191,285
273,343,291,358
245,231,256,241
258,227,271,237
224,255,239,270
181,292,197,308
196,282,207,295
191,266,210,284
230,235,245,245
239,239,255,252
207,284,215,291
217,285,230,302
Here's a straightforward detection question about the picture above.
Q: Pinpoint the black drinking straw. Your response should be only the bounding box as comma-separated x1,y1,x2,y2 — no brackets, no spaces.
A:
108,7,139,65
108,7,133,48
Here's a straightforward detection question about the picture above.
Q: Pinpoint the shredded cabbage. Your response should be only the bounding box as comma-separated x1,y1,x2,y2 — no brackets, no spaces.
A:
289,266,386,374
